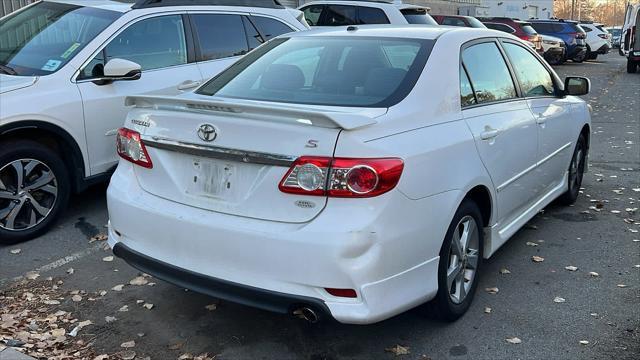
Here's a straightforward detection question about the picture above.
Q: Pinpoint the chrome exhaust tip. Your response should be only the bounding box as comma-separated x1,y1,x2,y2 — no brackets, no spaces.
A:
292,307,319,323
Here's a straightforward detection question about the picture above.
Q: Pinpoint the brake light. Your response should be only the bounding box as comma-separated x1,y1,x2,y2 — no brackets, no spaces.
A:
116,128,153,169
598,34,608,39
279,156,404,198
325,288,357,298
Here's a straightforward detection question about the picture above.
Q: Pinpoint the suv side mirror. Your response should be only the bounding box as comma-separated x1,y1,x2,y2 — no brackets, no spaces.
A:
93,58,141,85
564,76,590,96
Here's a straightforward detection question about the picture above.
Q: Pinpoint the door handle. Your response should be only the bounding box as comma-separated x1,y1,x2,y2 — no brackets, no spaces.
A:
480,128,499,140
177,80,201,91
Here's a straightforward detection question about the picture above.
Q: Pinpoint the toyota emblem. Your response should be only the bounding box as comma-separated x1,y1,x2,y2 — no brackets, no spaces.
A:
197,124,217,142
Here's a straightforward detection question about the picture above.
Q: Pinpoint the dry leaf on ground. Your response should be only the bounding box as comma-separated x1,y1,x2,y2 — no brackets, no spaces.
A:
485,287,499,294
505,337,522,344
532,256,544,263
553,296,566,303
385,345,410,356
121,340,136,348
129,276,148,286
565,265,578,271
112,284,125,291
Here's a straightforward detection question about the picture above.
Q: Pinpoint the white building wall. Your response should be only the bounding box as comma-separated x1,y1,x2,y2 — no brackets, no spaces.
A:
482,0,554,20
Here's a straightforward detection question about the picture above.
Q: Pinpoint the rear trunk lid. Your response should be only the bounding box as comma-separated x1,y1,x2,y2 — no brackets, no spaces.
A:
125,93,384,223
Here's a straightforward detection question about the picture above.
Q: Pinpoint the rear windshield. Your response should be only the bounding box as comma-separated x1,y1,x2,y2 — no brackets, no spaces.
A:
595,25,606,32
400,9,437,25
466,17,486,28
520,23,538,35
570,23,586,33
197,37,434,108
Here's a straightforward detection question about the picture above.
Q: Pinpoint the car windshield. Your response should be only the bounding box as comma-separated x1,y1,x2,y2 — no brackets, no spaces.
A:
0,2,120,76
197,36,433,108
400,9,437,25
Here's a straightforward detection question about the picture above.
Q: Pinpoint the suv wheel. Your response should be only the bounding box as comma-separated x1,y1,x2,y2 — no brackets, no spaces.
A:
0,140,70,244
628,58,638,73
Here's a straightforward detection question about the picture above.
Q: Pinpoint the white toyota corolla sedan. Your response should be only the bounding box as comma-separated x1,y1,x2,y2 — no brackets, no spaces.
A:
107,25,591,324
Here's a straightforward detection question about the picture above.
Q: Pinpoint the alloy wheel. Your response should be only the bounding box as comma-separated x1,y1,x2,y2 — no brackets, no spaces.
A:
569,145,585,191
446,215,480,304
0,159,58,231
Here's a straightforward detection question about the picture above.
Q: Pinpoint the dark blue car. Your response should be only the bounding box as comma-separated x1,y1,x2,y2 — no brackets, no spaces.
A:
529,19,588,63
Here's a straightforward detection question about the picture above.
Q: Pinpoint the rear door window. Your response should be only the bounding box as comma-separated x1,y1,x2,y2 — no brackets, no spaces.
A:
357,7,389,24
251,16,294,41
400,8,437,25
322,5,357,26
301,5,324,26
461,42,517,104
191,14,248,61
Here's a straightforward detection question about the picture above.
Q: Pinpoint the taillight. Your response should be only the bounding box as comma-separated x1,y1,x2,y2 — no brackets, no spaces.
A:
116,128,153,169
279,157,404,198
598,34,608,39
517,35,530,41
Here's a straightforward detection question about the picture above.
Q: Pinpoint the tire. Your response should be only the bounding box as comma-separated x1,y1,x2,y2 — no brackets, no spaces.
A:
0,140,70,244
627,59,638,73
588,53,598,60
557,134,587,205
424,199,484,321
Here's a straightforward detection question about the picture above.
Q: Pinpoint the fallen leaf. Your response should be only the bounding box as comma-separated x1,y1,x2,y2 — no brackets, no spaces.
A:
121,340,136,348
143,303,154,310
485,287,499,294
499,268,511,275
617,284,628,288
10,249,21,254
579,340,589,345
484,307,492,314
118,305,129,312
25,272,40,280
205,304,217,311
112,284,125,291
553,296,566,303
93,355,109,360
90,234,108,242
385,345,410,356
99,290,107,296
505,337,522,344
565,265,578,271
51,328,65,337
72,295,82,302
525,241,539,247
67,268,75,274
589,272,600,277
168,342,185,350
532,256,544,263
102,256,114,262
43,300,60,305
178,354,194,360
105,316,117,323
119,350,136,360
129,277,148,286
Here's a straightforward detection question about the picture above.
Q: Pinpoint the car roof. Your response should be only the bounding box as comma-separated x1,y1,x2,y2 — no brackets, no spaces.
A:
283,24,491,40
301,0,427,9
46,0,135,13
46,0,284,13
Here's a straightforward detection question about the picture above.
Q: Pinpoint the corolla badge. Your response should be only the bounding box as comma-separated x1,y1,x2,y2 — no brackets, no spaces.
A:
197,124,217,142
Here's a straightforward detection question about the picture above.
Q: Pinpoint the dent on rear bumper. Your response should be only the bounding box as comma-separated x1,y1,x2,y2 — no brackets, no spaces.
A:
107,164,455,324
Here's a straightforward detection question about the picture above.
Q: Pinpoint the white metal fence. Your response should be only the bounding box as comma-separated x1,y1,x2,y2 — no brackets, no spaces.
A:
1,0,36,18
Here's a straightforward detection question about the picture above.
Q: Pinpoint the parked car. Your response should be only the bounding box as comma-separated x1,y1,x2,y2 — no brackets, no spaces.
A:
529,19,588,62
620,2,640,73
579,22,611,60
299,0,436,26
478,17,543,54
107,25,591,324
0,0,307,243
607,27,622,48
541,34,567,65
432,14,486,28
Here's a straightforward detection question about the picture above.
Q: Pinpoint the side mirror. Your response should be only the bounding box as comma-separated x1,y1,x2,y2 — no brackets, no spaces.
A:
564,76,590,96
93,58,141,85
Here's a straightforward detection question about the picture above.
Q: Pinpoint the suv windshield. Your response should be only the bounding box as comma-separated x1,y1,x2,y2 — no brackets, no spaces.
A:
0,2,120,76
198,36,433,107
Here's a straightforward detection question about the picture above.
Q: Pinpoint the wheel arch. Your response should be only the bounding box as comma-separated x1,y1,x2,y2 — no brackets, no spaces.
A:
462,185,493,228
0,121,86,193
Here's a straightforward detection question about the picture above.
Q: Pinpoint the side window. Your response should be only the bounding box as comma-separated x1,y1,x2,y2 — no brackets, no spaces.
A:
251,16,294,41
104,15,187,71
357,7,389,24
192,14,248,61
322,5,357,26
460,65,476,107
461,42,517,104
302,5,323,26
242,16,263,51
442,17,466,27
502,43,555,97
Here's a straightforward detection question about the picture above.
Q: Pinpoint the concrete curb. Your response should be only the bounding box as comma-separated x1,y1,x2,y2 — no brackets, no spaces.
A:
0,348,36,360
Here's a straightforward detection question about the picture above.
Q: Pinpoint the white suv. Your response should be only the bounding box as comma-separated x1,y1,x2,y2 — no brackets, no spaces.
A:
0,0,307,243
579,22,611,60
298,0,437,26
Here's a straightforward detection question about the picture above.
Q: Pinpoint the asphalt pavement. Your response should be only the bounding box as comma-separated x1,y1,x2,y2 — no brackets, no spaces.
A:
1,52,638,360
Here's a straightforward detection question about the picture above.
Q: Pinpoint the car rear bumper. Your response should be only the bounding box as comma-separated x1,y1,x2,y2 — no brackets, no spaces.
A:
544,47,566,60
596,44,611,54
107,163,455,324
568,45,587,59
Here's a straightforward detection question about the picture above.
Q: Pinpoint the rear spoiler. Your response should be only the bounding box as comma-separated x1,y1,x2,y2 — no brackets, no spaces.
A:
125,95,378,130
